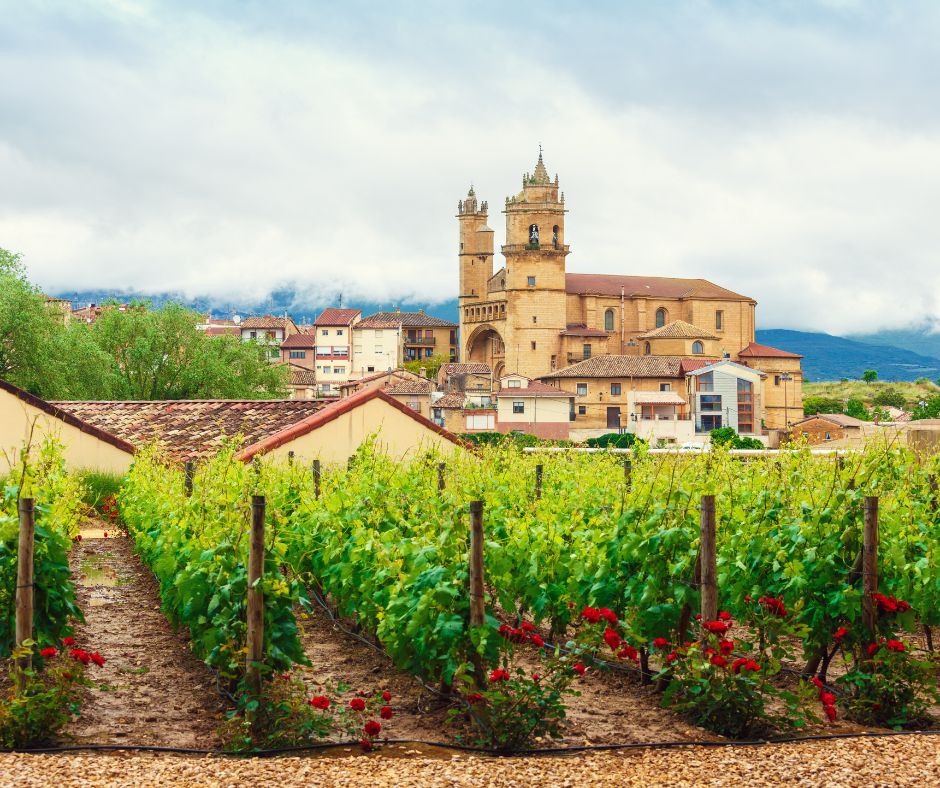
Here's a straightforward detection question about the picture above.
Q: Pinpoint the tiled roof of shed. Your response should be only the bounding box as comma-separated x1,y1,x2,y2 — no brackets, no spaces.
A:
385,381,435,395
440,363,491,376
314,308,361,326
280,332,318,348
358,311,456,328
540,355,689,379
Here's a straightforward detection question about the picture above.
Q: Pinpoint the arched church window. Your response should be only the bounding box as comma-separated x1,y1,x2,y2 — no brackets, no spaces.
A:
552,225,559,249
644,342,651,356
604,309,614,332
528,224,539,246
692,341,704,355
655,308,667,328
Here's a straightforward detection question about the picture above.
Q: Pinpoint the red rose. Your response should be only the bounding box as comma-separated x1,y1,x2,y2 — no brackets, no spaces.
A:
719,639,734,655
652,637,669,650
833,627,849,643
90,652,106,667
380,705,393,719
744,660,761,672
824,704,837,722
603,627,621,650
886,639,905,653
695,613,702,621
70,649,91,665
520,622,535,633
758,596,788,617
40,647,57,658
309,695,330,710
349,698,366,711
466,692,484,704
599,608,618,625
819,691,836,706
581,607,601,624
103,532,108,538
529,634,545,648
75,534,82,542
731,657,748,674
666,652,678,664
364,720,381,737
710,655,728,668
567,602,575,609
718,611,731,621
359,739,373,752
572,662,586,675
62,636,76,646
489,668,510,683
743,594,752,602
618,645,639,662
867,643,880,657
62,672,72,680
382,690,392,702
811,677,824,689
532,672,540,682
703,621,729,636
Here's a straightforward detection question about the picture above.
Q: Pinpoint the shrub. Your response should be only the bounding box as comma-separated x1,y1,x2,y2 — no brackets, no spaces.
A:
709,428,763,450
911,394,940,420
78,472,124,517
584,432,643,449
872,389,906,409
844,399,870,421
803,396,844,415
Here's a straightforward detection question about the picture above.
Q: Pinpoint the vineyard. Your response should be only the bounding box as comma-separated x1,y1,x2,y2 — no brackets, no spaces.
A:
2,439,939,756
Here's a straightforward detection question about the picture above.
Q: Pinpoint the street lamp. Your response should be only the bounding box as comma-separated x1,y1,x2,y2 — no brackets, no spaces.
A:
780,372,793,430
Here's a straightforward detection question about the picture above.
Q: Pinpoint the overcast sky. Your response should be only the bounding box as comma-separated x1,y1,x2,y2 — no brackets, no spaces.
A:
2,0,939,334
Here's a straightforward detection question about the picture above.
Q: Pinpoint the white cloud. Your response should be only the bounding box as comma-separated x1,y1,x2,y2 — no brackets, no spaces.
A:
1,1,939,334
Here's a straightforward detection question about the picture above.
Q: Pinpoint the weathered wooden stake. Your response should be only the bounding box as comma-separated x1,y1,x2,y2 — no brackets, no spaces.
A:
861,496,879,651
312,459,321,499
930,474,938,513
624,459,633,490
15,498,35,683
184,461,194,497
699,495,717,625
469,500,486,689
534,464,543,500
246,495,266,698
438,462,446,492
287,450,295,466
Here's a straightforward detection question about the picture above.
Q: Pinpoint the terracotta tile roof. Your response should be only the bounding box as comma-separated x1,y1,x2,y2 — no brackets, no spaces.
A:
792,413,868,429
434,392,467,409
240,316,297,331
280,332,318,349
638,320,718,340
288,366,317,386
633,391,686,405
385,381,434,395
358,311,456,328
679,358,712,374
497,381,573,398
342,369,425,389
203,326,240,336
540,355,688,379
561,324,609,338
440,363,491,376
566,273,754,302
53,399,327,462
314,308,361,326
737,342,803,359
0,378,135,455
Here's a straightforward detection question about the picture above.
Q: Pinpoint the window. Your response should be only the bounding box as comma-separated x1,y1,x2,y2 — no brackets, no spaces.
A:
576,383,588,396
578,405,587,415
583,344,592,359
250,331,257,339
611,383,621,396
367,366,375,373
644,342,651,355
508,379,522,388
289,350,306,359
552,225,559,248
697,372,714,392
322,366,331,374
825,431,831,441
656,308,667,328
528,224,539,246
550,354,557,369
513,401,525,414
700,394,722,412
336,329,344,336
692,341,704,354
660,383,671,392
700,414,723,431
321,329,328,336
604,309,614,331
716,311,723,331
532,316,537,323
774,375,781,386
425,349,433,358
531,341,537,350
737,379,753,434
408,400,420,411
335,366,345,374
527,276,536,287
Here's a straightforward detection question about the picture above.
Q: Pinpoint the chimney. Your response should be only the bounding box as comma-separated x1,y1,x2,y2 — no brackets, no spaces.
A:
419,366,427,379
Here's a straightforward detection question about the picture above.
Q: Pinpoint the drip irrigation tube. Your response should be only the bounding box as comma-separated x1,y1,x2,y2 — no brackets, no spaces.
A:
11,729,940,758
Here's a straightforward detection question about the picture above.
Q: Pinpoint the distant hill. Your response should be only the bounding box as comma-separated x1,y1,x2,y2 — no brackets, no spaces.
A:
849,321,940,360
756,329,940,383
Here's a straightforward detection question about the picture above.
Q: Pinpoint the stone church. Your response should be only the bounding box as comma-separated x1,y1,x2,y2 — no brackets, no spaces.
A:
457,150,803,431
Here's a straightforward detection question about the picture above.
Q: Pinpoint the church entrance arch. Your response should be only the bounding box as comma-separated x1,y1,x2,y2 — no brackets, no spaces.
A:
465,324,506,380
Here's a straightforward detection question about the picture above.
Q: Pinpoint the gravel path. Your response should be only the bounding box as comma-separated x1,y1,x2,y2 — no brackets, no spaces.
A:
1,735,938,786
62,523,223,748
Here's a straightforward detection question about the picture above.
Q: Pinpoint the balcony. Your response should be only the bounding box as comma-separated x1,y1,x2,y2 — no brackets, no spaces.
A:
404,336,436,346
567,353,591,364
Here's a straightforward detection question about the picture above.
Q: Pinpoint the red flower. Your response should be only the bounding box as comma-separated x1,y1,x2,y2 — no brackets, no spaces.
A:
40,647,57,658
710,655,728,668
466,692,484,704
309,695,330,710
824,704,837,722
567,602,575,609
867,643,880,657
618,645,639,662
529,634,545,648
718,611,732,621
695,613,702,621
731,657,748,674
581,607,601,624
498,624,526,643
380,705,393,719
666,652,679,664
520,622,535,633
62,636,76,646
489,668,510,683
75,534,82,542
719,639,734,655
744,594,752,602
819,691,836,706
359,739,373,752
598,608,618,625
62,672,72,680
886,639,905,653
652,637,669,650
703,621,729,636
532,672,541,682
833,627,849,643
103,532,108,538
603,627,621,650
70,648,91,665
364,720,382,737
572,662,586,675
349,698,366,711
90,652,106,667
758,596,788,617
811,677,824,689
744,660,761,672
382,690,392,702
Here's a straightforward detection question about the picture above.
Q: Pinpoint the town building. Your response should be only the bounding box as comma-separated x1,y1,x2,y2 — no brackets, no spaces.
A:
494,374,573,440
457,149,803,430
352,310,458,377
239,316,299,361
789,413,870,446
312,308,360,395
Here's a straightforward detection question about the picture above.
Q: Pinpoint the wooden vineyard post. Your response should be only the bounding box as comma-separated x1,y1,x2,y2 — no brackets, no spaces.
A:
624,459,632,490
184,461,194,497
246,495,266,699
699,495,718,626
469,500,487,689
438,462,446,493
930,475,938,513
862,496,879,657
312,459,321,499
15,498,35,685
534,464,543,500
288,450,295,466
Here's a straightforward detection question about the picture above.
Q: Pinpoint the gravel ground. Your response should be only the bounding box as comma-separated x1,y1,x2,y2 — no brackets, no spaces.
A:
1,735,938,786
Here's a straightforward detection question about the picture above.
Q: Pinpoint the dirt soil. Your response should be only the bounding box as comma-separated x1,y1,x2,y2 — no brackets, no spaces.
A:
61,522,224,748
3,734,939,786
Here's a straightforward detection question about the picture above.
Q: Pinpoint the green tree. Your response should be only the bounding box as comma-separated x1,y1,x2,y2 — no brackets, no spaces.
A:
911,395,940,420
403,353,450,380
862,369,878,383
844,398,870,421
803,396,843,416
872,388,906,409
